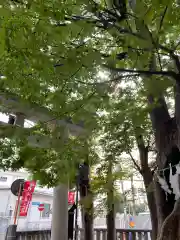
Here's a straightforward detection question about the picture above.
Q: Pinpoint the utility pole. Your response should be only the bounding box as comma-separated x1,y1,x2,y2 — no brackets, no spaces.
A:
5,113,25,240
130,175,136,215
106,156,115,240
74,171,79,240
121,181,128,228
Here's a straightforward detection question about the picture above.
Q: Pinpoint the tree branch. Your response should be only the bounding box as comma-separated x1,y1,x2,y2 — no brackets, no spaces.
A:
104,65,177,79
158,6,168,34
134,128,150,172
174,40,180,50
75,73,140,86
127,151,142,174
89,0,127,22
60,66,83,93
158,44,180,73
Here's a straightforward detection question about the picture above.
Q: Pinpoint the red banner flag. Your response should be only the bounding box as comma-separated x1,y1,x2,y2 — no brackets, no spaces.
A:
68,191,75,204
19,180,36,216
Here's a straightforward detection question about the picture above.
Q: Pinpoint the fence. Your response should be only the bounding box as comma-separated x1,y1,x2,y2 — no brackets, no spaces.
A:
0,216,11,240
16,228,152,240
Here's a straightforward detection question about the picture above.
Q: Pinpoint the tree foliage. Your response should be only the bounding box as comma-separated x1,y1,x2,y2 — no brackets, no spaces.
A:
0,0,177,167
0,2,180,238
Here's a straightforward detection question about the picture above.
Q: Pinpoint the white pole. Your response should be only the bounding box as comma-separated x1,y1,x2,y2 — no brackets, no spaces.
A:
51,127,69,240
5,192,11,216
51,184,68,240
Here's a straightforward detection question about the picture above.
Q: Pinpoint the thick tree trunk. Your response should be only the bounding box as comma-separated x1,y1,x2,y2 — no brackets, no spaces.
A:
148,93,180,239
157,197,180,240
140,53,180,239
156,56,180,240
153,179,171,228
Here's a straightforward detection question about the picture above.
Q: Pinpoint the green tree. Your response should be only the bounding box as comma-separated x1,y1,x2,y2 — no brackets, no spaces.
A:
134,203,148,215
93,129,130,240
100,92,158,238
0,1,180,239
92,159,127,240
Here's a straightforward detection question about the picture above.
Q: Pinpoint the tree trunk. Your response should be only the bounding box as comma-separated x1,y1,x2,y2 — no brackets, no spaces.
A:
157,197,180,240
79,162,93,240
79,185,93,240
155,55,180,240
106,201,115,240
148,93,180,239
154,175,174,227
130,175,135,215
143,171,158,240
135,133,158,240
106,156,115,240
147,190,158,239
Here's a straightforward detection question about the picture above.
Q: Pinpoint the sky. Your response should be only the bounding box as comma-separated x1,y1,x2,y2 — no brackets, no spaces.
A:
0,113,9,123
0,112,33,128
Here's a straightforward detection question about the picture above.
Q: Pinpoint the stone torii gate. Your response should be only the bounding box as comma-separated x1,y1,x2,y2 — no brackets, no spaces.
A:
0,90,85,240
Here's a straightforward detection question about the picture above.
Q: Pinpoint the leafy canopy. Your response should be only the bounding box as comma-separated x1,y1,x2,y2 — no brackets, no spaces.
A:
0,0,179,185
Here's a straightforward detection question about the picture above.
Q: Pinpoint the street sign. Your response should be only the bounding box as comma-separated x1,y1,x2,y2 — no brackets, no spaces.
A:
129,216,135,228
32,202,40,206
11,179,25,196
38,203,45,212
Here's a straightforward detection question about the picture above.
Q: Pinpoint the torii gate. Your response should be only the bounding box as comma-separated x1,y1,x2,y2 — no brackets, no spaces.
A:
0,90,85,240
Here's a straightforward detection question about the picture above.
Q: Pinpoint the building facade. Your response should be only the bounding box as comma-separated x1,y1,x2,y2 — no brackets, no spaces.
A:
0,170,53,231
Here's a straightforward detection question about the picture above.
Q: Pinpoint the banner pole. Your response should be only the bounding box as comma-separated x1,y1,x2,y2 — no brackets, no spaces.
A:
13,183,22,225
74,170,79,240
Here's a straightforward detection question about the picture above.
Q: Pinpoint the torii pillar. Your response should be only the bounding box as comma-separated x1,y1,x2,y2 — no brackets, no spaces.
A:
51,184,68,240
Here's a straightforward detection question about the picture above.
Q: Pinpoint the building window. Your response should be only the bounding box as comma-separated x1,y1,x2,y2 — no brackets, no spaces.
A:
40,203,51,218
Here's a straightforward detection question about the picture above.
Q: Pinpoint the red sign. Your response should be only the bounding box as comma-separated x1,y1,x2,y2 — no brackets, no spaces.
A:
68,191,75,204
19,180,36,216
38,204,44,212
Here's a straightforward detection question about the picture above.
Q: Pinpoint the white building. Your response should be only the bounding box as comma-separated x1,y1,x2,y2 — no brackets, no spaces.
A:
0,170,53,231
118,176,147,205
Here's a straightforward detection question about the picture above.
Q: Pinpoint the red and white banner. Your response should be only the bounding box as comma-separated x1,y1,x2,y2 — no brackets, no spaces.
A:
19,180,36,216
68,191,75,204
